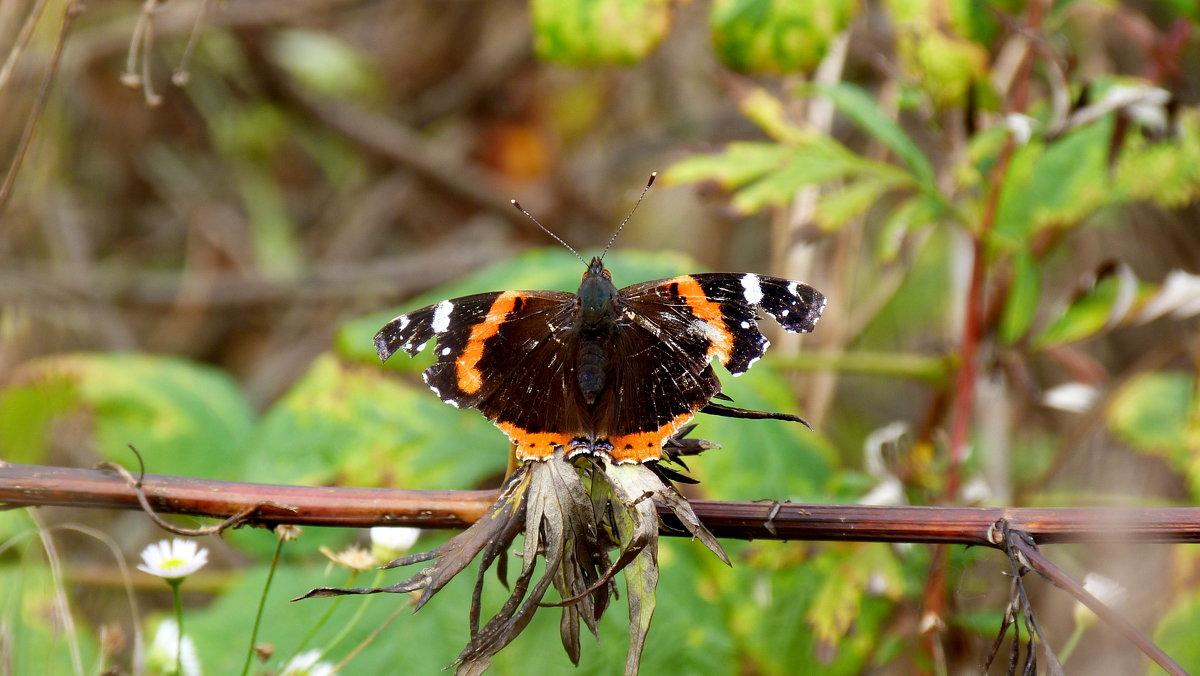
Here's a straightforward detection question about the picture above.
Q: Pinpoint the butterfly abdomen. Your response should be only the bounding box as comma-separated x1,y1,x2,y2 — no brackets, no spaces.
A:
577,338,607,405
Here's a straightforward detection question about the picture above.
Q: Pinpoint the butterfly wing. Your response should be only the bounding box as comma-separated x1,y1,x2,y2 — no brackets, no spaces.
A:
374,290,581,459
595,273,825,463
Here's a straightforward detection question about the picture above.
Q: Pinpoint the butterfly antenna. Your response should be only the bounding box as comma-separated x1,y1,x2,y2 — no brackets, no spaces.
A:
600,172,656,262
510,199,586,264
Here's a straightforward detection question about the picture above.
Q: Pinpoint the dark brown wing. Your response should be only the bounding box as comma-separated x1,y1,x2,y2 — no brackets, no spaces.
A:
375,290,582,459
595,273,825,463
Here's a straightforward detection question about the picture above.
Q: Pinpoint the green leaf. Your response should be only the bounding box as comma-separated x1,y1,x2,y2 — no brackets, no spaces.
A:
875,195,938,262
0,374,76,464
0,544,98,674
730,150,864,213
245,354,506,488
991,121,1110,249
807,544,903,645
690,361,836,501
12,354,256,478
809,82,937,189
999,249,1040,344
1154,588,1200,674
814,176,898,231
532,0,672,65
710,0,857,73
1033,274,1121,348
663,142,793,189
1106,370,1194,462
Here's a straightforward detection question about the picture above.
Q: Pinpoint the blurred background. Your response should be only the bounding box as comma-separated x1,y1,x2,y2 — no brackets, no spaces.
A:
2,0,1200,674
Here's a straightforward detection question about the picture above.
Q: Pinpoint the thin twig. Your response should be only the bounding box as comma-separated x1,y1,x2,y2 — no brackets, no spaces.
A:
7,463,1200,545
1003,522,1188,676
95,458,296,536
0,0,52,93
0,0,82,217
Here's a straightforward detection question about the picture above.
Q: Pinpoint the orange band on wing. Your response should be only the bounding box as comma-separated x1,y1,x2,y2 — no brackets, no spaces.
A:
496,421,573,461
606,410,696,464
456,292,520,394
669,276,732,363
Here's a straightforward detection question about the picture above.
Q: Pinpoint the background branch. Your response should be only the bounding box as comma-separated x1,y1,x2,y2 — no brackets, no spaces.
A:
5,463,1200,545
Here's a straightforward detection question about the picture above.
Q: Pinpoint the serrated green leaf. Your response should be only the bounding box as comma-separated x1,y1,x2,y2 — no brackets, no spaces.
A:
999,249,1040,344
810,82,937,189
663,142,793,189
532,0,672,65
710,0,857,73
730,151,863,212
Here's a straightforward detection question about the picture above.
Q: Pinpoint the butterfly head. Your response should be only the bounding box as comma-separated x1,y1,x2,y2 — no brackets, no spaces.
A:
577,256,618,329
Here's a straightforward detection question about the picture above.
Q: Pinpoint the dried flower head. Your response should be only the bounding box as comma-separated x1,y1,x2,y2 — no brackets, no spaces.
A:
298,426,725,674
319,545,376,571
276,524,304,541
137,539,209,580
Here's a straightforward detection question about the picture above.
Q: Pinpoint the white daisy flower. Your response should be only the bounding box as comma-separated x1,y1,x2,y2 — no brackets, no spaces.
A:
280,650,335,676
137,539,209,580
146,618,202,676
370,526,421,562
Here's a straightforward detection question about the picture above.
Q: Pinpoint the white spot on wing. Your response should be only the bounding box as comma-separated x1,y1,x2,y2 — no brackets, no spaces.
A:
741,274,764,304
788,280,800,296
393,315,410,330
416,341,428,352
443,399,459,408
740,320,750,329
781,309,789,317
431,301,454,333
440,347,452,356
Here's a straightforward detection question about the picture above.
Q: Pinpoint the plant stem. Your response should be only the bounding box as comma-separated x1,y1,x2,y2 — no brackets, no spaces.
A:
291,571,358,658
1058,623,1085,664
240,536,286,676
319,570,384,661
170,579,184,676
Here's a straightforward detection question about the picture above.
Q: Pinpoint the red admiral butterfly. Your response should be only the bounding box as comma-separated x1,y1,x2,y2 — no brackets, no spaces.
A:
375,178,825,464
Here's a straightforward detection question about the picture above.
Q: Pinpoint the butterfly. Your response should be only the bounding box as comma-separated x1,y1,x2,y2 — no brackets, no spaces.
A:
374,177,825,464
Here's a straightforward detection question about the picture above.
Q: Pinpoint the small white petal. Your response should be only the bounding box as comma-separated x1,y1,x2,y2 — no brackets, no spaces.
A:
1042,382,1099,414
860,476,905,506
1004,113,1036,144
281,649,335,676
863,421,909,479
370,526,420,552
1138,270,1200,323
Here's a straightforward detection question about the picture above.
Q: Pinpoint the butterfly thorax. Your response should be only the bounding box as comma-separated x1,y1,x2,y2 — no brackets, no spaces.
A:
575,257,620,405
